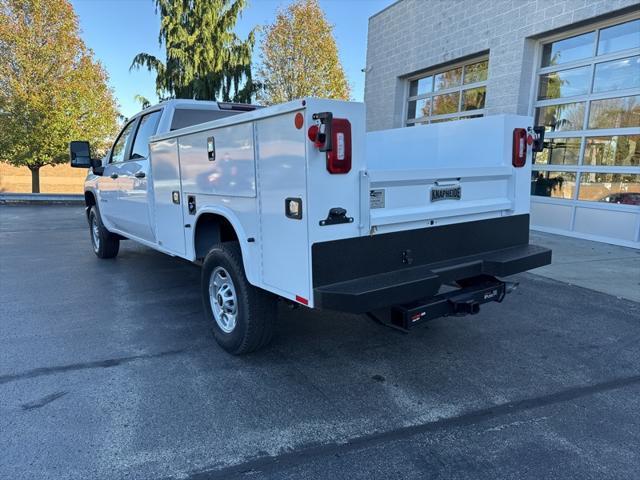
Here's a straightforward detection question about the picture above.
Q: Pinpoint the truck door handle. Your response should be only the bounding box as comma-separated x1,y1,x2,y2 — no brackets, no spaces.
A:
134,172,146,178
110,173,118,179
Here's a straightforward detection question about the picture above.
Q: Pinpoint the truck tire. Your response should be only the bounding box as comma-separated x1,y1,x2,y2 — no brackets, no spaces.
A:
202,242,276,354
88,205,120,259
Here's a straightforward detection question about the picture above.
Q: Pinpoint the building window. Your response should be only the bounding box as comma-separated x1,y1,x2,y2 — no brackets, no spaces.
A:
406,57,488,126
532,17,640,206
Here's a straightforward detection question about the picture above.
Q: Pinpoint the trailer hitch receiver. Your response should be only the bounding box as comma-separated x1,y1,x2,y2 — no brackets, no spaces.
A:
386,276,515,330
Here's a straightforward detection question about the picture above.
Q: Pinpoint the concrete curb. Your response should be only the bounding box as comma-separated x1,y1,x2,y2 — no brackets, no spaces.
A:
0,193,84,205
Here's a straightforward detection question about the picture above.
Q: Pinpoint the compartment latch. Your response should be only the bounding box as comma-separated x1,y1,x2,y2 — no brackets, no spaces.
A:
319,207,353,226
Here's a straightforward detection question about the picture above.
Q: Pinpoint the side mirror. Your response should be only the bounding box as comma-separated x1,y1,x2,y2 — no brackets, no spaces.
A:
70,141,104,175
91,158,105,176
69,141,92,168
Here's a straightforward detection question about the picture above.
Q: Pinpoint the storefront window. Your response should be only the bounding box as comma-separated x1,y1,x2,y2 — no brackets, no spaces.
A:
535,102,586,132
406,56,488,125
597,19,640,55
531,171,577,199
593,56,640,93
407,98,430,119
534,138,581,165
462,87,486,111
432,92,460,115
538,66,591,100
584,136,640,166
434,67,462,91
463,60,488,84
409,76,433,97
541,31,595,67
588,95,640,129
578,173,640,205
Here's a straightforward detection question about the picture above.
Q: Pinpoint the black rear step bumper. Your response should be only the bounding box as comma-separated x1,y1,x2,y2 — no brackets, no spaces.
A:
311,214,551,314
313,243,550,313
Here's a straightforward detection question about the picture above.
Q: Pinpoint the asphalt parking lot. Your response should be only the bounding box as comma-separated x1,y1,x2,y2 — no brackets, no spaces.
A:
1,204,639,480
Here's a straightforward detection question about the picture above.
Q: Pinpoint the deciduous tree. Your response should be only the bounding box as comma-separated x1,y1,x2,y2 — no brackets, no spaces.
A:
257,0,350,105
0,0,119,193
131,0,256,103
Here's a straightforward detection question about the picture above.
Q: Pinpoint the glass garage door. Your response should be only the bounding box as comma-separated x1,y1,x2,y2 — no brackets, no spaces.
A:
531,16,640,248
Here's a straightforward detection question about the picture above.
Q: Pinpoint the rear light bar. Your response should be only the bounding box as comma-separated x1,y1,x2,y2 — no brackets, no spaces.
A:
512,128,527,168
217,102,262,111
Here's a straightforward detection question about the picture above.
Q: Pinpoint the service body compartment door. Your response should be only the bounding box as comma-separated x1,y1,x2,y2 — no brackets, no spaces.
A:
256,112,311,302
149,138,186,255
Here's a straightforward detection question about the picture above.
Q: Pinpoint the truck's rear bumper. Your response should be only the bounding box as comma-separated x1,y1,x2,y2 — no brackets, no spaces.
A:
311,214,551,313
314,243,550,312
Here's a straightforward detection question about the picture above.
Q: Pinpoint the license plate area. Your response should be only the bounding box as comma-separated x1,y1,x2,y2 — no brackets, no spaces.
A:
430,184,461,202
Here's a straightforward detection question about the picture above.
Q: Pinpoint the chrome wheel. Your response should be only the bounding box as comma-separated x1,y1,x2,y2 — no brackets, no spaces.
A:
91,215,100,252
209,266,238,333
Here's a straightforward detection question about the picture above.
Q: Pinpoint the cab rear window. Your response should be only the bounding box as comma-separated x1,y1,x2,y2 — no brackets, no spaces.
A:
170,109,239,131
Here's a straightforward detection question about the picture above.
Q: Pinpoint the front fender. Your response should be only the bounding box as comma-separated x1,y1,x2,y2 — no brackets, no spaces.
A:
83,183,99,221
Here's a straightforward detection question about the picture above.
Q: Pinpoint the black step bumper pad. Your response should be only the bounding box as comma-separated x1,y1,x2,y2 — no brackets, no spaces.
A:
311,215,551,313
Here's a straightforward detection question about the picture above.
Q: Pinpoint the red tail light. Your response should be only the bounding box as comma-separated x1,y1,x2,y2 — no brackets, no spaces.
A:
326,119,351,174
308,113,352,174
512,128,527,168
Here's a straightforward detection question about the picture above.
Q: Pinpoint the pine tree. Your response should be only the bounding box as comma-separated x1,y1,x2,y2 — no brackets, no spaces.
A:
131,0,256,103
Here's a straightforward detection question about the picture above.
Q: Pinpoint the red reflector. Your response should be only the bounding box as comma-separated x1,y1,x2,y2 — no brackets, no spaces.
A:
295,295,308,306
307,124,319,143
294,112,304,129
512,128,527,168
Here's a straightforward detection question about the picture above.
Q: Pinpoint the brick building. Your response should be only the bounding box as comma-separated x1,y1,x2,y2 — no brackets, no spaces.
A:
364,0,640,247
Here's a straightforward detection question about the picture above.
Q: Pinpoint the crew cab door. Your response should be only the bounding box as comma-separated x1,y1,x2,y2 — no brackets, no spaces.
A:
97,119,136,230
116,109,162,242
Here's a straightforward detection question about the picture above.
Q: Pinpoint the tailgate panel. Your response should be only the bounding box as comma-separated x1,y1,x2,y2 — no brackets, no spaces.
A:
363,115,532,233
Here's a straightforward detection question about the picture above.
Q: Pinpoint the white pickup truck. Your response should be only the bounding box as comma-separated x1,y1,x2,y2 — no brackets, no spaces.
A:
70,98,551,354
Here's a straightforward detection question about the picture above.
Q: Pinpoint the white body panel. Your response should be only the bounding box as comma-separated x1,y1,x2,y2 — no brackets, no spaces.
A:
150,138,185,255
256,110,310,300
85,98,535,308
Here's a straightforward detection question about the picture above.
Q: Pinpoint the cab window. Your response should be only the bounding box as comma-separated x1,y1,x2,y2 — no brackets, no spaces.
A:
110,121,135,163
170,108,239,131
130,110,162,160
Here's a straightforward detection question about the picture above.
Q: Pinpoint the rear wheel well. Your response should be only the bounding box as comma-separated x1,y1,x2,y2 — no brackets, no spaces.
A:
194,214,239,260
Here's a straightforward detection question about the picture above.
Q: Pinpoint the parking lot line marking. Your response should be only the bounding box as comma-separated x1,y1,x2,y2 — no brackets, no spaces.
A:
182,372,640,480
